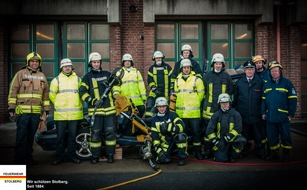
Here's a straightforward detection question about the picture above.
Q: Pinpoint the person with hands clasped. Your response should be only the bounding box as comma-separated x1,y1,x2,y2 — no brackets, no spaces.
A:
8,52,51,165
151,97,188,166
79,52,118,164
206,93,246,163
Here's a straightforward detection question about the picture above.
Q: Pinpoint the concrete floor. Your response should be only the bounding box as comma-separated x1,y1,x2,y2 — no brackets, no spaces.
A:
1,121,307,190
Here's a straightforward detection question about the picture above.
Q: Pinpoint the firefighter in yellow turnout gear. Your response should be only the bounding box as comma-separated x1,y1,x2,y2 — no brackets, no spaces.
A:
173,59,205,160
49,58,84,165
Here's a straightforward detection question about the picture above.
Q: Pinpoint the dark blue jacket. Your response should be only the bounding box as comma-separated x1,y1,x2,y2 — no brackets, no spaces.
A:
261,76,297,123
233,75,264,124
255,67,271,82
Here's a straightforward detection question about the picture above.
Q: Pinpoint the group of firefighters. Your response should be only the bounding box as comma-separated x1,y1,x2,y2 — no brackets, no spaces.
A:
8,44,297,166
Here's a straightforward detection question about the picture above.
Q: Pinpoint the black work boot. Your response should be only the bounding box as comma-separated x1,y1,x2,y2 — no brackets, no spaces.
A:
107,154,114,163
266,149,279,161
203,150,212,159
91,157,99,164
194,151,204,160
178,158,186,166
281,148,290,162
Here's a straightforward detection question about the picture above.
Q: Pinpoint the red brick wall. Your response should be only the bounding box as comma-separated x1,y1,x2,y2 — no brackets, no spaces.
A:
287,26,301,118
255,6,302,118
120,0,155,91
110,24,122,72
121,0,145,73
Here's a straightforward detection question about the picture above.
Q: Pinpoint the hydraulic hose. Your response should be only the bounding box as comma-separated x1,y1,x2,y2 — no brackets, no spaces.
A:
97,169,162,190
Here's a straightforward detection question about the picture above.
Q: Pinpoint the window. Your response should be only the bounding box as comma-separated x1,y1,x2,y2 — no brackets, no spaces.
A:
155,21,254,72
208,22,254,69
155,22,203,70
10,23,58,80
10,22,110,81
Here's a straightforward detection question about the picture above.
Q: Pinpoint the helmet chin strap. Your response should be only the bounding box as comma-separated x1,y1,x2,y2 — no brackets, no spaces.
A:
157,112,165,117
214,68,221,73
221,106,229,112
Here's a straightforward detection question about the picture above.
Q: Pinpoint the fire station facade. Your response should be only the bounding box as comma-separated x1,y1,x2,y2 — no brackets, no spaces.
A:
0,0,306,123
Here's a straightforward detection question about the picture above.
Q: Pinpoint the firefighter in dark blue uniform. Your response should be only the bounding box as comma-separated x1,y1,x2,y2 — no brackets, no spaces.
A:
253,55,271,82
253,55,271,157
151,97,188,166
145,51,173,119
233,61,265,158
261,61,297,162
206,93,246,162
79,52,118,164
202,53,233,159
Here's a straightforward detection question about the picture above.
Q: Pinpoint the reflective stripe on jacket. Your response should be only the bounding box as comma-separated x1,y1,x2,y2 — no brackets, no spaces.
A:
174,72,204,118
49,72,83,120
148,62,173,100
202,70,233,120
261,76,297,123
79,70,117,116
8,67,50,114
113,67,147,106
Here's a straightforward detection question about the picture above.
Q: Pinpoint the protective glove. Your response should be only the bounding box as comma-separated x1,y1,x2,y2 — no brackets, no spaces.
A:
88,98,102,107
94,99,104,108
151,86,162,97
223,133,235,143
212,138,225,150
154,145,167,162
166,123,179,133
160,122,168,133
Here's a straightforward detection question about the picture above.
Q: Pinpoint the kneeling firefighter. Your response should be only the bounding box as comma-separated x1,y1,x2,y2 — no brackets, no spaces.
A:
205,93,246,162
151,97,188,166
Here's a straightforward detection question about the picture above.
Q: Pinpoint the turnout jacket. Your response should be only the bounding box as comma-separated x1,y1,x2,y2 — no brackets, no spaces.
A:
151,109,185,147
49,72,83,120
79,69,117,116
113,67,147,106
171,58,202,88
261,76,297,123
174,71,204,118
8,67,50,114
233,75,264,124
255,67,271,82
147,61,173,99
206,108,242,142
202,70,233,120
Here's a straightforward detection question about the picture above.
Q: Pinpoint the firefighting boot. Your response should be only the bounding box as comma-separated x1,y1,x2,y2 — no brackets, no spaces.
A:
194,151,204,160
281,148,290,162
107,154,114,163
266,149,279,161
203,141,213,159
178,158,186,166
